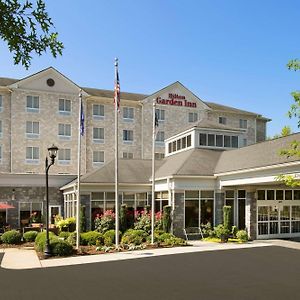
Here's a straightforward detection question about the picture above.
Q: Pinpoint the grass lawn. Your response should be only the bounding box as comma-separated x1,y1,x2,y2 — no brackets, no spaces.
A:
202,237,247,243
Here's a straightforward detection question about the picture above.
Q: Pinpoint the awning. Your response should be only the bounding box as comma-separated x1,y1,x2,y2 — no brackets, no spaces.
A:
0,203,15,210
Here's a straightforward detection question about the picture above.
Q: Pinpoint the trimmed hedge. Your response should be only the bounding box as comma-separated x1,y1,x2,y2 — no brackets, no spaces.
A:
1,230,22,244
59,231,72,240
236,230,249,242
121,229,148,246
80,231,103,246
35,231,57,252
103,229,122,246
51,239,74,256
157,233,187,246
23,231,38,242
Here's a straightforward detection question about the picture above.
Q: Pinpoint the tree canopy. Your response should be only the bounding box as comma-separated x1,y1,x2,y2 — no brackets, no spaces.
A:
277,59,300,187
0,0,63,69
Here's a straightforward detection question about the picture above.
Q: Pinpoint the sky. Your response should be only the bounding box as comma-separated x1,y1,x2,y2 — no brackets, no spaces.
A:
1,0,300,137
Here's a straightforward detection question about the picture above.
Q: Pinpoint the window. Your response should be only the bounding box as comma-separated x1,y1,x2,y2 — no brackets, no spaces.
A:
123,107,134,120
59,99,71,114
93,127,104,142
123,130,133,142
231,136,238,148
224,135,231,147
19,202,43,227
26,95,39,111
26,121,39,138
188,112,198,123
168,143,172,154
0,120,2,138
155,109,165,121
199,133,207,146
93,104,104,118
155,153,165,160
26,146,39,162
219,116,227,125
187,135,191,147
239,119,248,129
0,95,2,112
58,124,71,139
156,131,165,143
93,151,104,163
216,135,223,147
208,134,215,146
123,152,133,159
58,149,71,164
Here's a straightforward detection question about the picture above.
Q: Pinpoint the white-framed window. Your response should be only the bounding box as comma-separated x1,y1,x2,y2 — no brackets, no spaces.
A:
239,119,248,129
26,95,39,112
155,131,165,144
93,151,104,164
199,133,239,149
123,130,133,143
123,152,133,159
58,148,71,164
93,104,104,119
26,146,39,163
0,120,2,138
93,127,104,143
155,108,165,121
155,152,165,160
26,121,39,138
188,112,198,123
58,124,71,140
123,107,134,121
59,98,71,115
219,116,227,125
0,95,3,112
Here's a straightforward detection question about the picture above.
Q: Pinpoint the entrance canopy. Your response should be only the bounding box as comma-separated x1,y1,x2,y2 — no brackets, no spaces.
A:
0,203,15,210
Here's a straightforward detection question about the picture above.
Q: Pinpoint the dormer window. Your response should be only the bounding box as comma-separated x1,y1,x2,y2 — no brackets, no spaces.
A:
219,116,227,125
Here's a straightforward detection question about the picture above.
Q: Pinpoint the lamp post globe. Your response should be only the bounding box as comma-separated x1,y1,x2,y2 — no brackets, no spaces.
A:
44,144,59,258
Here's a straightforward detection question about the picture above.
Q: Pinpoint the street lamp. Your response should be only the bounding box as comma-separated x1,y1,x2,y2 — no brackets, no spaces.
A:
44,144,58,258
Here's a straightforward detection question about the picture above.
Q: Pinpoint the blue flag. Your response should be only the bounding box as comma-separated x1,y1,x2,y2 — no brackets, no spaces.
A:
80,101,84,136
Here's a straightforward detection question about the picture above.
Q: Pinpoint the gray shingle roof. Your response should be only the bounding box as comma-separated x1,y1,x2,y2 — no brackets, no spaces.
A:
0,77,18,86
80,159,163,184
156,148,223,178
215,133,300,174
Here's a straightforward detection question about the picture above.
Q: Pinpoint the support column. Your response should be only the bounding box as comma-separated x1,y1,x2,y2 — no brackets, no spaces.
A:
245,190,257,240
215,191,225,226
172,192,185,238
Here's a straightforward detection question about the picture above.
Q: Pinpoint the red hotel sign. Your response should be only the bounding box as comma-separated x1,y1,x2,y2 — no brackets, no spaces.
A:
156,93,197,108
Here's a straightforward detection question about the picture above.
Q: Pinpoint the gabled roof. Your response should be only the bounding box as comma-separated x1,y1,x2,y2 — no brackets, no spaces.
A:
215,133,300,174
79,159,164,184
0,77,18,86
156,148,223,178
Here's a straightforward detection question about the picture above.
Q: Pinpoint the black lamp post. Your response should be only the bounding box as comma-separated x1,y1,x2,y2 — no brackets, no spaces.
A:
44,144,58,258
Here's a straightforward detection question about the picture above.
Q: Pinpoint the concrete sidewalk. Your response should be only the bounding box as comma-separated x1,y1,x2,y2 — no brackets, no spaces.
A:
1,241,273,270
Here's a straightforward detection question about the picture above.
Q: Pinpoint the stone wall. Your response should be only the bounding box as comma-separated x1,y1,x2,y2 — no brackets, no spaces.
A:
172,192,185,238
215,192,225,225
245,191,257,239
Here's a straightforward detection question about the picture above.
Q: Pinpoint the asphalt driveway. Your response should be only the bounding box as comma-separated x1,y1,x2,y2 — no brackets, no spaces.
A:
1,246,300,300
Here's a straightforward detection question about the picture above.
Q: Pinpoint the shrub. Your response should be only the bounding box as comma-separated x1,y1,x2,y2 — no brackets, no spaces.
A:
51,239,73,256
157,233,186,246
223,206,232,231
66,232,77,246
214,224,230,241
155,211,163,231
94,210,115,233
1,230,22,244
103,229,121,246
59,231,72,240
35,231,57,252
201,222,214,237
80,206,86,233
134,211,151,233
120,204,128,233
162,205,172,233
56,217,76,232
236,230,249,242
121,229,148,246
23,231,38,242
80,231,103,246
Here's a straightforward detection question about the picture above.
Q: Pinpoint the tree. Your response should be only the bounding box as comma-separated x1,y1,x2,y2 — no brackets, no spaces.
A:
269,125,292,139
276,59,300,187
0,0,63,69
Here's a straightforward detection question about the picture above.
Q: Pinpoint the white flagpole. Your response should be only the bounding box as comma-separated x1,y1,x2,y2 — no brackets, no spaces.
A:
114,58,120,248
151,99,156,244
76,90,83,250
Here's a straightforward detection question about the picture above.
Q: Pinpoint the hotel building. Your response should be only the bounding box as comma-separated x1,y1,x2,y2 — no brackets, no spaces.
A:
0,67,299,239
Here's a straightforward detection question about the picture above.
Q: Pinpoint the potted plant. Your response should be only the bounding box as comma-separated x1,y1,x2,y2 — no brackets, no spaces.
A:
214,224,230,243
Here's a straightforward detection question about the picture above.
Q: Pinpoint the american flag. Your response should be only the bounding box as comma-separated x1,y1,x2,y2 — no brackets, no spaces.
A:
114,59,120,112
